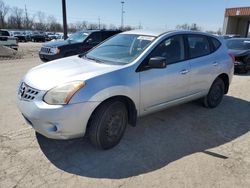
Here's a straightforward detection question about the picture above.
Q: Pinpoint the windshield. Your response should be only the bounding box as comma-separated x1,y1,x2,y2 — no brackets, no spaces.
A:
67,32,89,43
226,40,250,50
85,34,155,65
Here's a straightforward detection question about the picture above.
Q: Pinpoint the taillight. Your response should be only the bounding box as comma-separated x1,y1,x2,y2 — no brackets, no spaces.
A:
229,53,235,64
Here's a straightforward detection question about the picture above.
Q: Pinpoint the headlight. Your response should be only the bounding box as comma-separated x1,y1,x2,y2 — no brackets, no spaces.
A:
43,81,85,105
50,47,60,54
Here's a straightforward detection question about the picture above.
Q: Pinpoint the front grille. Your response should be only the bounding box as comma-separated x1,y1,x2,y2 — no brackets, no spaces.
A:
19,83,40,101
40,47,52,54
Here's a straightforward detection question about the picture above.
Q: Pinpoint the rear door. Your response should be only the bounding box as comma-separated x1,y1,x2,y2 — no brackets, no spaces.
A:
185,34,220,95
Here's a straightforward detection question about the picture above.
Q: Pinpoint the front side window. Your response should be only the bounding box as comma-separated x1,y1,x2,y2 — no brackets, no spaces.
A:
85,34,155,65
187,35,210,58
149,35,185,64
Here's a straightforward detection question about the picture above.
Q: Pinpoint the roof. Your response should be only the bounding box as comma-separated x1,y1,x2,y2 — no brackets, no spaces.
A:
121,29,218,38
122,29,170,37
225,7,250,16
78,29,121,33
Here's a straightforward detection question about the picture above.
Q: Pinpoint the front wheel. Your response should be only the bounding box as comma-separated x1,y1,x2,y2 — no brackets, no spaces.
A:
203,78,225,108
88,100,128,150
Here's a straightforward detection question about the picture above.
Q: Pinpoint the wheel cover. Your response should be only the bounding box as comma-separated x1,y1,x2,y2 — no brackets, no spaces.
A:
105,110,126,141
209,83,223,105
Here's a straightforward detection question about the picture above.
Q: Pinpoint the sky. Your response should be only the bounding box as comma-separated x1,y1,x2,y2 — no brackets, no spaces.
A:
3,0,250,31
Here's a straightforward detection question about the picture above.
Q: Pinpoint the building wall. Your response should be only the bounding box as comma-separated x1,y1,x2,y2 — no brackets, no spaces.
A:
223,7,250,37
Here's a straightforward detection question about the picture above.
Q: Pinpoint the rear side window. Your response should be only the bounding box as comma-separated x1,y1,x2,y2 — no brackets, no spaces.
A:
187,35,210,59
88,32,101,44
211,37,221,52
101,31,117,41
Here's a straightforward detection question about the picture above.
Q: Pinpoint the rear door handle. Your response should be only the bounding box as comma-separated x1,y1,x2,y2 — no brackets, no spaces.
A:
212,62,219,66
180,69,189,75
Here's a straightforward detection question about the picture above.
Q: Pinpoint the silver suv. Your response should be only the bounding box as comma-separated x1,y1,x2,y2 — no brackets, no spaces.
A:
17,30,234,149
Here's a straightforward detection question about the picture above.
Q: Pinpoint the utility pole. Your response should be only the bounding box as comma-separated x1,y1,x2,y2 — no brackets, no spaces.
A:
24,4,29,29
121,1,125,30
62,0,68,40
98,16,101,29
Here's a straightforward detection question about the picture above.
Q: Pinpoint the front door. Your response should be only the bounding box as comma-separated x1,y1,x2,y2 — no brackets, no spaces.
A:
139,35,191,113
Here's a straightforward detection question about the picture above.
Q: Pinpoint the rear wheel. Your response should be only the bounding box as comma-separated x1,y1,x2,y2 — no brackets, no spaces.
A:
88,100,128,150
203,78,225,108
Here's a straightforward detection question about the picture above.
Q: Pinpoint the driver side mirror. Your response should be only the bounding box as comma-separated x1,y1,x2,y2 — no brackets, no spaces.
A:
148,57,167,69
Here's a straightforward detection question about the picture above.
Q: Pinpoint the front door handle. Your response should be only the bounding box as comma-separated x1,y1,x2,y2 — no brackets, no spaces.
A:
180,69,189,75
212,62,219,66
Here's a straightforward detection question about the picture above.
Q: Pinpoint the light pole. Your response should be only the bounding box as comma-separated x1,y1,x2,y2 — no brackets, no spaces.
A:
121,1,125,30
62,0,68,40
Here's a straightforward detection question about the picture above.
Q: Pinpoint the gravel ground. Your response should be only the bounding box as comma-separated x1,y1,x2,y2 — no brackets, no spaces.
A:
0,43,250,188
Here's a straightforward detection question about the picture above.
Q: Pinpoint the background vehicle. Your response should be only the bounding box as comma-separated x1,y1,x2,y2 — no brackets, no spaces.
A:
226,38,250,73
11,31,28,42
0,29,18,50
39,30,121,62
18,30,233,150
31,31,46,42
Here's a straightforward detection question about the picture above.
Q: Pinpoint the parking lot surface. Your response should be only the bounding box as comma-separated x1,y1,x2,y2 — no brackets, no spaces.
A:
0,43,250,188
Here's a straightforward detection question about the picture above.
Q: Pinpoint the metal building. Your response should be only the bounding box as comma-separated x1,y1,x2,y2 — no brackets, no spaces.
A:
223,7,250,37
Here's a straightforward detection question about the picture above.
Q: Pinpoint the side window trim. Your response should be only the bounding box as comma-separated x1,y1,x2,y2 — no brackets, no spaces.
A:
136,34,187,72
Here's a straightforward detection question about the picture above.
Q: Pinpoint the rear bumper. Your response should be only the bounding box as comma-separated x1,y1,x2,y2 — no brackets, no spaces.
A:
234,61,250,71
17,96,100,139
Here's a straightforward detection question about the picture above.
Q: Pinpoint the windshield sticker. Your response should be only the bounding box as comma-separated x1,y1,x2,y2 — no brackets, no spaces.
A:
137,36,155,41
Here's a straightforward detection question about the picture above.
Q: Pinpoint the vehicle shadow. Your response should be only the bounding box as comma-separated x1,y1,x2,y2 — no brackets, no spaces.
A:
37,96,250,179
234,71,250,76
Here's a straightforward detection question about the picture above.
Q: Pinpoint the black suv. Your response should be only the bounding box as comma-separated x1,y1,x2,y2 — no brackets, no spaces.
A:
39,30,121,62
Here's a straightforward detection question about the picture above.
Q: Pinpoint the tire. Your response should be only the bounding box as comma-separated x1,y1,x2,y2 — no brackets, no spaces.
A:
88,100,128,150
203,78,225,108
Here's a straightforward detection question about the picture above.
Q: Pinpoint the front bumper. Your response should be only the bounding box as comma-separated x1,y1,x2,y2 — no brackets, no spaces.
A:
39,53,62,62
17,95,100,139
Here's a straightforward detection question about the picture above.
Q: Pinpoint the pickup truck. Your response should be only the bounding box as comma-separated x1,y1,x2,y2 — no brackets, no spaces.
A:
0,29,18,50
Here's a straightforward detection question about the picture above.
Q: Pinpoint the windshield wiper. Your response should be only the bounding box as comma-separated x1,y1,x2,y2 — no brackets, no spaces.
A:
84,55,104,63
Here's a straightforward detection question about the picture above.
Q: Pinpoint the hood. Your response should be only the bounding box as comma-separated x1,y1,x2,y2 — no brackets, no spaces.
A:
43,39,79,48
23,56,123,90
228,49,250,57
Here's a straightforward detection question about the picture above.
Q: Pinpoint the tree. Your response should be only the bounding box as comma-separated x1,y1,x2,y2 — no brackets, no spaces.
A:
47,15,62,32
8,7,23,29
34,11,46,30
0,0,9,28
176,23,202,31
24,5,34,29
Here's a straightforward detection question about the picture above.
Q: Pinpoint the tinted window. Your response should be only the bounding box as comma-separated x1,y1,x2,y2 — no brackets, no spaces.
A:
150,35,185,64
211,38,221,51
87,32,101,44
102,31,118,40
187,35,210,58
